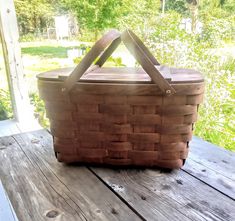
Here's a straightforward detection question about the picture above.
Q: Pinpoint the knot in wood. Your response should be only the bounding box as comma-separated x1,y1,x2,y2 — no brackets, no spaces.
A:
46,210,59,218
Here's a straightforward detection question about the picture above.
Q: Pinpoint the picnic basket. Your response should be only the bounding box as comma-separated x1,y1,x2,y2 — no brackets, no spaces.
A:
37,29,204,169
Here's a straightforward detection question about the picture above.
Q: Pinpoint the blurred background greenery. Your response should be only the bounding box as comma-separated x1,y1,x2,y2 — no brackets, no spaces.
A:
0,0,234,150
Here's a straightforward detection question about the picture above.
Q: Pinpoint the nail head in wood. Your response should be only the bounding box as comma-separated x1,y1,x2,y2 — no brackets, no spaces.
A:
166,89,172,94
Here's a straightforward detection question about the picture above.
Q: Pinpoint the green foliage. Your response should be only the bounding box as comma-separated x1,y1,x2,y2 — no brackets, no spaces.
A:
200,0,235,11
0,89,13,120
20,33,40,42
165,0,189,15
145,12,192,66
62,0,123,39
77,30,97,42
106,57,125,67
195,57,235,151
73,53,125,67
15,0,57,35
117,0,161,39
29,92,49,128
200,7,235,46
143,10,235,151
73,56,83,64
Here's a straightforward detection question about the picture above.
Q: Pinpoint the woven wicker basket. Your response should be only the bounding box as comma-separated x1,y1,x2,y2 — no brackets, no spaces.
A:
37,29,204,169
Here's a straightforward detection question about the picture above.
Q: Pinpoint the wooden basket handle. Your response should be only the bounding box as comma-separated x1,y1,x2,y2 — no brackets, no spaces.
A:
95,37,121,67
124,30,160,66
62,29,121,92
63,29,175,95
121,29,176,95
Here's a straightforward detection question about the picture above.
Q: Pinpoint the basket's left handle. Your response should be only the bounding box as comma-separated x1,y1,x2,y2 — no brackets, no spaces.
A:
62,29,121,92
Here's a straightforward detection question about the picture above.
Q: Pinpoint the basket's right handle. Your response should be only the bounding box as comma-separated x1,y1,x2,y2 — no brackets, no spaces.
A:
126,30,160,66
122,30,176,95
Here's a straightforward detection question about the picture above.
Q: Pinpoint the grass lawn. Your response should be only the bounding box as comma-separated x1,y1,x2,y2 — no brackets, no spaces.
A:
21,41,84,92
21,46,76,58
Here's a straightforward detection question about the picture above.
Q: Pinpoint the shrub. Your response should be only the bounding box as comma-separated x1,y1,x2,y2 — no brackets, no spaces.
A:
29,92,49,128
144,12,235,151
195,57,235,151
20,33,42,42
0,89,13,120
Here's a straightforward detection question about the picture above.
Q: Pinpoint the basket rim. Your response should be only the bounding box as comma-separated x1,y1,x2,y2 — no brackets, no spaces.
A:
37,66,204,84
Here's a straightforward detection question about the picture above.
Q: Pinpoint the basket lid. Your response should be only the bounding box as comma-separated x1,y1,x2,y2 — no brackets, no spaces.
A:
37,65,204,84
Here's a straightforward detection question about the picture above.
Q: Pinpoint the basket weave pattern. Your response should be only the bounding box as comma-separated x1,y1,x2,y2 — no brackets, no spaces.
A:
39,86,203,168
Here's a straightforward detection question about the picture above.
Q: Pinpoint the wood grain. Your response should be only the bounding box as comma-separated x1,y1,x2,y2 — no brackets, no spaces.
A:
92,167,235,221
184,136,235,199
0,131,141,221
0,136,86,221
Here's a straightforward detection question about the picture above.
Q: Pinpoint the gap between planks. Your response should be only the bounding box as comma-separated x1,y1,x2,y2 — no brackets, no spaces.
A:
182,163,235,201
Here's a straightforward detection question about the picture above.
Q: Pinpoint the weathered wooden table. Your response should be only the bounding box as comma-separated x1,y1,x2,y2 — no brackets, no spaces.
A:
0,130,234,221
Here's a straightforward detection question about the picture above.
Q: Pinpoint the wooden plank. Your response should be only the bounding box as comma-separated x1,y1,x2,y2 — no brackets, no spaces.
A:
0,120,21,137
0,120,41,137
0,136,86,221
0,0,34,123
91,167,235,221
183,136,235,199
0,180,18,221
0,130,141,221
189,136,235,180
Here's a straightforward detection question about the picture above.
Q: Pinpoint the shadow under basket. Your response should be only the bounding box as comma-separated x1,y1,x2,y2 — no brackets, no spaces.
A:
37,29,204,169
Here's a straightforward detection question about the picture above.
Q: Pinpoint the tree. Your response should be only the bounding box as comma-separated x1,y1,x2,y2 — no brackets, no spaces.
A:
14,0,63,35
62,0,123,39
164,0,189,15
15,0,53,34
187,0,200,34
118,0,161,39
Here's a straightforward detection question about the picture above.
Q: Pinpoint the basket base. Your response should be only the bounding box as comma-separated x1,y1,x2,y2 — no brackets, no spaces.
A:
55,152,185,170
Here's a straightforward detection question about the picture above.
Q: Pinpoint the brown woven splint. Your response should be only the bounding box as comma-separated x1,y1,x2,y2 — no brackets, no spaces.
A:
37,29,204,169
